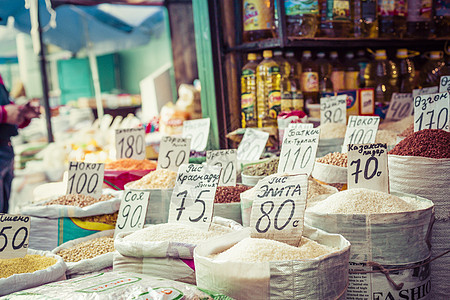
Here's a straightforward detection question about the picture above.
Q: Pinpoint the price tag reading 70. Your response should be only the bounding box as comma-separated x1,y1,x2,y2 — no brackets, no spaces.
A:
0,214,30,259
66,162,104,199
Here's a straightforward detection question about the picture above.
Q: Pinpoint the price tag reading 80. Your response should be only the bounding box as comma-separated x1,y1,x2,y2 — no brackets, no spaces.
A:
182,118,210,152
115,128,146,160
342,116,380,153
66,162,104,199
320,95,347,125
157,136,191,172
237,128,269,162
250,174,308,247
413,92,449,132
0,214,30,259
114,190,150,237
206,149,237,186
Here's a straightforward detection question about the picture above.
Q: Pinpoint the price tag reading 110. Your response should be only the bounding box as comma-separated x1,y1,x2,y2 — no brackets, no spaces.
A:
115,128,146,160
0,214,30,259
115,190,150,237
66,162,104,199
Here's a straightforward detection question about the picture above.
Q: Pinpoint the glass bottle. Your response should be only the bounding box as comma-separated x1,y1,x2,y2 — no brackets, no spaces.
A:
243,0,277,42
300,50,320,104
241,53,259,128
395,49,415,93
285,0,319,38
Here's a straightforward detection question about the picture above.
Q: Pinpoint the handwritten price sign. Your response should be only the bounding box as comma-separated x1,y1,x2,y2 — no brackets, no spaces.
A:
157,136,191,172
115,190,150,237
413,92,449,132
115,128,146,160
342,116,380,153
237,128,269,162
0,214,30,259
182,118,210,151
66,162,104,198
206,149,237,186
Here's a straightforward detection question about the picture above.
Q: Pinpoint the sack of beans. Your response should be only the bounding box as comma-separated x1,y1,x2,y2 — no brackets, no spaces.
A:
113,217,242,284
0,249,66,296
52,229,115,279
311,152,348,191
316,123,346,157
388,129,450,299
4,271,232,299
305,188,435,300
213,186,251,224
104,158,157,190
194,225,350,299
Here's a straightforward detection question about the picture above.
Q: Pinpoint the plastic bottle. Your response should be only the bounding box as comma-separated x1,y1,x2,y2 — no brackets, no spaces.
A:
407,0,433,37
419,51,447,88
395,49,416,93
434,0,450,37
356,49,370,87
241,53,259,128
319,0,353,37
344,52,360,90
273,50,290,81
301,50,320,105
273,51,293,112
285,52,304,111
364,49,397,104
315,52,333,94
243,0,277,42
284,0,319,38
256,50,281,127
353,0,378,37
377,0,407,38
329,51,345,92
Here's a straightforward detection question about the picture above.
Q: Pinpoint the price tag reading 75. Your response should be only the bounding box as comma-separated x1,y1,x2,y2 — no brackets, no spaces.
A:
0,214,30,259
157,136,191,172
66,162,104,199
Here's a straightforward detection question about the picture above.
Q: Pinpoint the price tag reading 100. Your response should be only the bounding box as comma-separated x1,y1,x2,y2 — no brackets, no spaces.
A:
0,214,30,259
114,190,150,237
206,149,237,186
157,136,191,172
342,116,380,153
115,128,146,160
66,162,104,199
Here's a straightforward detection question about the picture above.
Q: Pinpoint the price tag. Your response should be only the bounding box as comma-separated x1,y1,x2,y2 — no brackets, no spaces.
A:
412,86,439,99
385,93,413,121
287,123,313,130
320,95,347,124
66,162,104,198
168,164,221,230
114,190,150,237
439,76,450,93
347,143,389,193
182,118,210,152
206,149,237,186
0,214,30,259
278,127,319,175
413,92,450,132
115,128,146,160
250,174,308,246
342,116,380,153
157,136,191,172
236,128,269,162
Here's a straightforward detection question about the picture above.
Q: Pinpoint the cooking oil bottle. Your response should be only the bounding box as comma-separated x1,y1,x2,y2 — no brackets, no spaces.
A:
330,51,345,92
315,51,333,94
344,52,360,90
256,50,281,127
419,51,447,88
356,49,370,87
301,50,319,104
406,0,433,37
241,53,259,128
319,0,353,37
364,49,397,105
395,49,416,93
353,0,378,37
274,51,294,113
377,0,407,38
285,52,304,111
243,0,277,42
285,0,319,38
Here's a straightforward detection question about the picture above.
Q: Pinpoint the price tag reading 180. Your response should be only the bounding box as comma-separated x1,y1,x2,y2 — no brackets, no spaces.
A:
115,128,146,160
66,162,104,198
237,128,269,162
342,116,380,153
320,94,347,124
157,136,191,172
206,149,237,186
114,190,150,237
385,93,413,121
168,164,221,230
250,174,308,247
347,143,389,193
182,118,210,152
0,214,30,259
414,92,449,132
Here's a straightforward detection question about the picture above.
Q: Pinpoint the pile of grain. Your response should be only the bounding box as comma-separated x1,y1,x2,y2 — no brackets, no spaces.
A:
79,212,118,225
0,255,57,278
124,223,234,244
307,188,419,214
379,115,414,133
211,237,335,262
44,194,114,207
105,158,157,171
57,236,114,262
127,169,177,189
243,158,279,176
375,129,398,146
318,123,347,139
316,152,347,167
308,178,336,199
389,129,450,159
215,186,251,203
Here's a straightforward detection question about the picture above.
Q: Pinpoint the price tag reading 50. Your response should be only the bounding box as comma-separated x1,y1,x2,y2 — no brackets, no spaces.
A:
115,190,149,237
157,136,191,172
66,162,104,199
0,214,30,259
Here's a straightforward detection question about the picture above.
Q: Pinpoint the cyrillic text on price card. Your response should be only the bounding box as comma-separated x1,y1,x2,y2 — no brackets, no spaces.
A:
157,136,191,172
320,94,347,124
347,143,389,193
206,149,237,186
414,92,450,132
66,162,104,198
439,76,450,93
114,190,150,237
250,174,308,247
385,93,413,121
0,214,30,259
236,128,269,162
412,86,439,99
278,128,320,175
115,128,146,160
287,123,313,130
342,116,380,153
182,118,210,152
168,164,221,230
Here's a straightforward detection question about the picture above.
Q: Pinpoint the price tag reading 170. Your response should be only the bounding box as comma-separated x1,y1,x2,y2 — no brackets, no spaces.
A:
250,174,308,247
414,92,449,132
385,93,413,121
347,143,389,193
206,149,237,186
0,214,30,259
114,190,150,237
182,118,210,152
237,128,269,162
320,94,347,124
168,164,221,230
66,162,104,199
342,116,380,153
157,136,191,172
115,128,146,160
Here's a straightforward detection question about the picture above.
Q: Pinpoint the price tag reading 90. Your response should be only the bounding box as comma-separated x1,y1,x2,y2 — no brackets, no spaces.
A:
0,214,30,259
182,118,210,152
157,136,191,172
237,128,269,162
413,92,449,132
66,162,104,199
342,116,380,153
115,190,149,237
206,149,237,186
250,174,308,247
115,128,146,160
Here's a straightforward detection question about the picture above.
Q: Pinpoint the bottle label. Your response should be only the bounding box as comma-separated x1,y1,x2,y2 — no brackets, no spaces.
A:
344,71,360,90
331,70,345,91
378,0,407,17
436,0,450,16
332,0,350,21
407,0,432,22
242,69,255,76
285,0,319,16
362,0,376,22
241,93,256,122
301,72,319,92
292,92,304,111
243,0,273,31
268,90,281,119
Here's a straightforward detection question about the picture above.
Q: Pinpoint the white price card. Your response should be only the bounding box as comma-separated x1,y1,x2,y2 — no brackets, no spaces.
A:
206,149,237,186
439,76,450,93
168,164,221,230
114,190,149,237
182,118,210,152
250,174,308,246
320,94,347,124
287,123,313,130
413,92,450,132
342,116,380,153
0,214,30,259
115,128,146,160
385,93,413,121
412,86,439,99
347,143,389,193
237,128,269,162
157,136,191,172
278,127,320,175
66,162,104,198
